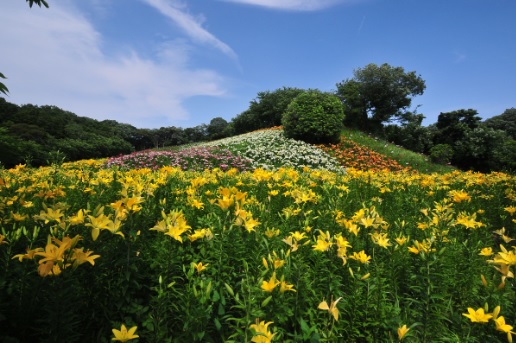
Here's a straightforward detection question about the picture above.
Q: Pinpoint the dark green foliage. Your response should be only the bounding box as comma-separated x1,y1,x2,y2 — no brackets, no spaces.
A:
207,117,231,140
0,72,8,96
434,109,481,146
282,90,344,144
384,124,433,153
384,111,433,153
0,98,134,167
0,127,45,167
484,108,516,140
231,87,306,134
336,63,426,133
184,124,209,144
454,126,513,172
26,0,49,8
493,139,516,172
430,109,516,172
429,144,453,165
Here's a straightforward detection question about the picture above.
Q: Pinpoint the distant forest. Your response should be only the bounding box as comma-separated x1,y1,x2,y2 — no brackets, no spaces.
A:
0,97,218,168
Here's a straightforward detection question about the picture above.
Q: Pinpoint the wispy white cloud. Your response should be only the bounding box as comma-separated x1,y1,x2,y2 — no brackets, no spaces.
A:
220,0,349,11
357,15,366,34
142,0,238,60
0,1,228,128
453,50,467,63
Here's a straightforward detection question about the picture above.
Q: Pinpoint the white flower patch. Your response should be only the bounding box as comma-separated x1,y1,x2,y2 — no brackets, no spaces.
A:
203,130,344,173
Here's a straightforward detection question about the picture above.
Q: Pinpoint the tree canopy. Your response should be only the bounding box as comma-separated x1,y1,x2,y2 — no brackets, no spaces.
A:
483,108,516,140
282,90,344,144
335,63,426,133
231,87,305,134
434,109,481,146
207,117,230,140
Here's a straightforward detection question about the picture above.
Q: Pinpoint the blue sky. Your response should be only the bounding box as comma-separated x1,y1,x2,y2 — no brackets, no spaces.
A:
1,0,514,129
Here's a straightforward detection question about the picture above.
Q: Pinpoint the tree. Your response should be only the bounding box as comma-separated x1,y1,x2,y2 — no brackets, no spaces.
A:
1,1,49,95
434,109,481,146
207,117,229,140
231,110,256,135
384,111,433,153
184,124,208,143
335,63,426,133
0,127,45,167
453,126,511,172
484,108,516,140
493,139,516,172
282,90,344,144
231,87,305,134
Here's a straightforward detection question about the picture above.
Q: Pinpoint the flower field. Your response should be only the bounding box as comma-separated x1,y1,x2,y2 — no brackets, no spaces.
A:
0,130,515,342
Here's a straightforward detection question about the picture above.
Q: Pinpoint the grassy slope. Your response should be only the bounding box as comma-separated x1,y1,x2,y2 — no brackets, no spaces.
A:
340,128,456,173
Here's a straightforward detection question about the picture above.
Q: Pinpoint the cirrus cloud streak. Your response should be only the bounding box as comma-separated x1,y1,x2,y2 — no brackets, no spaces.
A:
0,1,228,128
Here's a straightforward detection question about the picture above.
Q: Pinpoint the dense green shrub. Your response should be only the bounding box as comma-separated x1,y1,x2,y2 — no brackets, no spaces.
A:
282,90,344,144
429,143,453,164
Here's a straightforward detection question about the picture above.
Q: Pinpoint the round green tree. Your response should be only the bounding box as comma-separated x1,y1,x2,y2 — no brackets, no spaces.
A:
282,90,344,144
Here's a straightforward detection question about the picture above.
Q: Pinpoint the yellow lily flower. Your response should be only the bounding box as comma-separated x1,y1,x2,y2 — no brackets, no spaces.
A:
395,235,408,246
71,248,100,267
504,206,516,216
112,324,139,342
479,247,493,256
494,316,514,333
261,272,280,292
244,216,261,233
12,247,44,262
318,296,342,321
448,189,471,203
68,209,86,225
312,238,332,252
462,307,492,323
397,324,410,341
193,262,208,273
249,319,275,343
264,227,280,238
279,275,296,293
282,236,299,252
370,232,392,248
398,325,410,342
291,231,307,241
349,250,371,264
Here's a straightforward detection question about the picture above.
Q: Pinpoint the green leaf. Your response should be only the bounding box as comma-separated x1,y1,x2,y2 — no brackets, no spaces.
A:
261,295,272,307
214,318,222,331
224,282,235,297
0,73,8,95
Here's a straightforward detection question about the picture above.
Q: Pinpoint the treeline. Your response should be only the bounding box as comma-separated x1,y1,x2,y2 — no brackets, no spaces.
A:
385,108,516,172
0,98,224,168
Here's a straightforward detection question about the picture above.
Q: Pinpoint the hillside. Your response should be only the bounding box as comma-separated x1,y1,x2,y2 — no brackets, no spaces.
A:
107,127,456,174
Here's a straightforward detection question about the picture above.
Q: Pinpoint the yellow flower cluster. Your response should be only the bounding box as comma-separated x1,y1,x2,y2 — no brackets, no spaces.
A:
463,305,515,342
13,234,99,277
